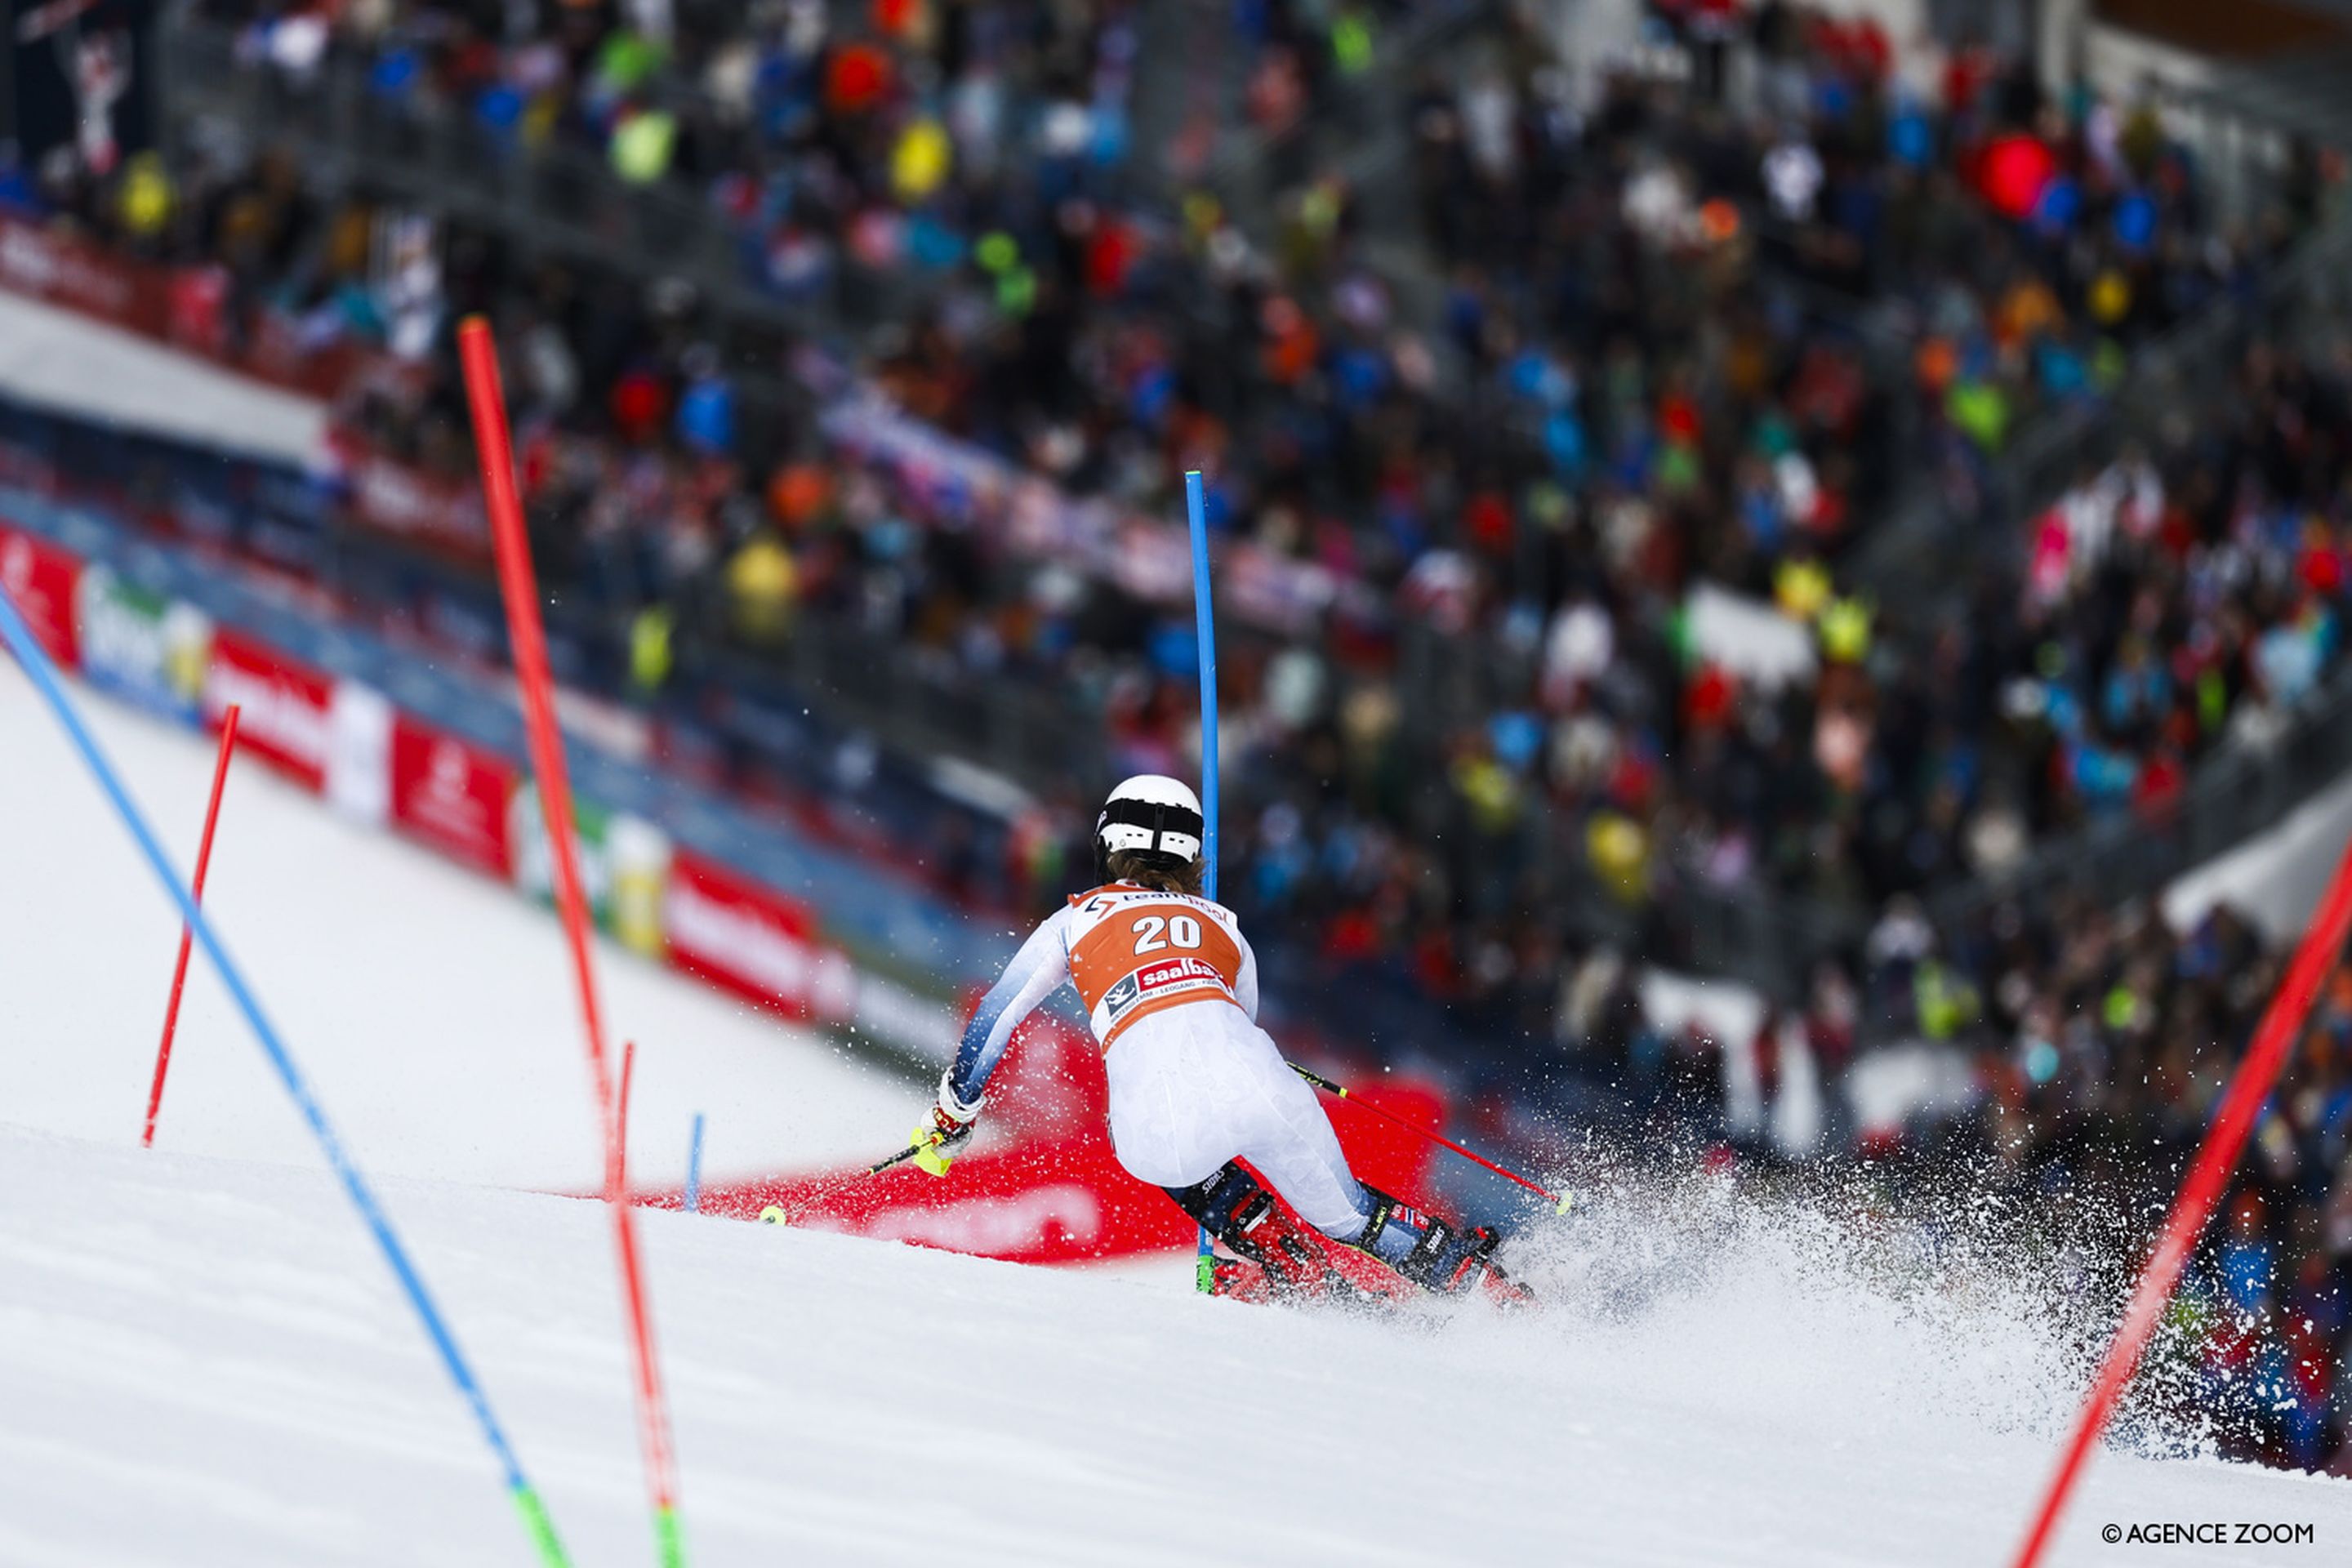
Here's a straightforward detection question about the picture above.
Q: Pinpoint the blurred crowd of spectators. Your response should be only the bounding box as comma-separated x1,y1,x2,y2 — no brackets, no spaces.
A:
1650,321,2352,916
11,0,2339,987
1386,0,2333,903
50,2,2276,959
192,0,1442,303
16,0,2345,1026
207,0,1147,286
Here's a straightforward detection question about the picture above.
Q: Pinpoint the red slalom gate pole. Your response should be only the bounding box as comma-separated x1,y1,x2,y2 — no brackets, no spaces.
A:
459,318,687,1568
617,1039,637,1193
141,703,241,1147
1290,1062,1575,1214
2010,832,2352,1567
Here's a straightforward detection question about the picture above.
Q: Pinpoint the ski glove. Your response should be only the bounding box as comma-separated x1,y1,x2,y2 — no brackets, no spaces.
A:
911,1073,983,1177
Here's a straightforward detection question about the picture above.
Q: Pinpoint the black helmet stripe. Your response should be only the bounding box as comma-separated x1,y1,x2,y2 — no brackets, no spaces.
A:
1099,795,1204,860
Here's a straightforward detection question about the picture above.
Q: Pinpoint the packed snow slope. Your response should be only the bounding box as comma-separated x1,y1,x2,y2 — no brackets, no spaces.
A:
6,1127,2350,1568
0,661,912,1191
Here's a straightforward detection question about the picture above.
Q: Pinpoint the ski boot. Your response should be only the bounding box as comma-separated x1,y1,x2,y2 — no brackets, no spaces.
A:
1204,1253,1275,1303
1168,1165,1337,1302
1356,1189,1537,1307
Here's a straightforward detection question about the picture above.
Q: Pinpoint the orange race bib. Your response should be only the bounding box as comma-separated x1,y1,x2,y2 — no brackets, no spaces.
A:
1064,884,1245,1047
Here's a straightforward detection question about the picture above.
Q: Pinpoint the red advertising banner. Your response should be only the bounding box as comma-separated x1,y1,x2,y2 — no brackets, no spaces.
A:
205,628,335,793
669,1011,1451,1267
390,714,519,879
0,522,82,670
164,265,229,359
0,215,149,329
664,848,849,1020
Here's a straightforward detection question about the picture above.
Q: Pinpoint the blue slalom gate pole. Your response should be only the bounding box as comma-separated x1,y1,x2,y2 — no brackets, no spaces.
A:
1185,470,1220,892
684,1114,706,1214
0,585,571,1566
1183,469,1220,1290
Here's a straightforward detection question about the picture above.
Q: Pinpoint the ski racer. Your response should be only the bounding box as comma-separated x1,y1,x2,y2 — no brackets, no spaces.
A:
906,773,1528,1303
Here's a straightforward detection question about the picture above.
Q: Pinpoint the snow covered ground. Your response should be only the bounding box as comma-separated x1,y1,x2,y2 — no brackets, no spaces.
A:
7,653,2352,1566
6,1128,2350,1567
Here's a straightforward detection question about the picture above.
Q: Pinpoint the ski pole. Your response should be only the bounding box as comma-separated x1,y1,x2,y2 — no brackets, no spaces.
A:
759,1142,929,1225
863,1143,927,1177
1289,1062,1575,1214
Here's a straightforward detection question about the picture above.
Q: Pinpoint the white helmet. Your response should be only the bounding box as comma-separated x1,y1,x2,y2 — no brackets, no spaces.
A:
1095,774,1205,878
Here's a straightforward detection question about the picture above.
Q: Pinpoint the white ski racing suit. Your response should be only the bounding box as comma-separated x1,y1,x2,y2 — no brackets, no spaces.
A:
947,881,1374,1238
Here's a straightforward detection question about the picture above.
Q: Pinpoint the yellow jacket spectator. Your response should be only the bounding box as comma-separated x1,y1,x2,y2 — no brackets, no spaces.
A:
629,604,674,693
118,153,174,239
611,108,677,185
1818,595,1871,665
1775,556,1832,622
726,532,799,646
